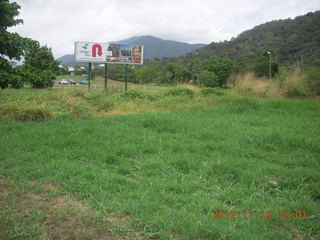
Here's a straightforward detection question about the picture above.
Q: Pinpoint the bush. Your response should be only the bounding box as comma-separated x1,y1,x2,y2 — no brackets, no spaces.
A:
17,65,55,88
8,74,24,89
198,70,219,87
115,90,155,101
161,88,196,98
200,87,223,96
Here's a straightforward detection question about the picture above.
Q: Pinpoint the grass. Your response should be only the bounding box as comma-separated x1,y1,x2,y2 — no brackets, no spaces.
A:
0,88,226,121
54,75,175,93
0,95,319,239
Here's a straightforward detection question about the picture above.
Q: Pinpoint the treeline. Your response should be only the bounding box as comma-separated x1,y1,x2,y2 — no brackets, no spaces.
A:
91,57,236,88
91,52,279,88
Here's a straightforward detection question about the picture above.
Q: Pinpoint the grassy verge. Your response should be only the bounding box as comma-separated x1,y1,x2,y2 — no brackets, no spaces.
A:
0,97,319,239
0,88,224,121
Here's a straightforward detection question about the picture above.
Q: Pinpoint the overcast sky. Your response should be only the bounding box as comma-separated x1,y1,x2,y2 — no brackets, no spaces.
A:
9,0,320,58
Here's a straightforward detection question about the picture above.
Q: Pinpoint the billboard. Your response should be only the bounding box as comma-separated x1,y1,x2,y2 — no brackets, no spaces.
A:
74,41,143,64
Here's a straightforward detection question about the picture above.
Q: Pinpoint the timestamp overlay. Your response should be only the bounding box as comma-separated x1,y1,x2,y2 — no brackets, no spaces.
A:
211,210,309,220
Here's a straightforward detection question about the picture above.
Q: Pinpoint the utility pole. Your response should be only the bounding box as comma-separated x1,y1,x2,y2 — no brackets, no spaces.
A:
125,64,128,91
267,52,272,81
104,63,108,91
88,62,92,91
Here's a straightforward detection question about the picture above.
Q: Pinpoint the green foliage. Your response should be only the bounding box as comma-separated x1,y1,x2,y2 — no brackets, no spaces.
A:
24,40,60,74
200,87,223,96
198,70,218,87
161,87,196,98
0,0,24,59
17,65,55,88
0,1,58,89
201,57,235,87
254,52,279,78
115,89,155,101
135,65,161,84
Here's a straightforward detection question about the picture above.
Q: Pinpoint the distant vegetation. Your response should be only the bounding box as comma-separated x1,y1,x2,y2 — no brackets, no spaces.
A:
85,11,320,98
179,11,320,67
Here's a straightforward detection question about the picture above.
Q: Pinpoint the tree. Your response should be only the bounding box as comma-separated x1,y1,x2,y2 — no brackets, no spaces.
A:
0,0,24,59
0,1,59,89
203,57,235,87
198,70,219,87
214,58,235,87
0,0,25,89
22,39,59,88
135,65,160,84
188,60,202,83
254,52,279,78
24,39,60,74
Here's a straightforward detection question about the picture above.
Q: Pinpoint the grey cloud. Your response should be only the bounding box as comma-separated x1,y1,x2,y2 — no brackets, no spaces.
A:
10,0,320,58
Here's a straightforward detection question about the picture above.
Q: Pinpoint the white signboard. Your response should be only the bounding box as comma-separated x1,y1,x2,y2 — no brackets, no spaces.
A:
74,41,143,64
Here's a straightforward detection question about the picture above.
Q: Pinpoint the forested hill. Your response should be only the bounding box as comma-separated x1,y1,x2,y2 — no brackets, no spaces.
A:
179,11,320,67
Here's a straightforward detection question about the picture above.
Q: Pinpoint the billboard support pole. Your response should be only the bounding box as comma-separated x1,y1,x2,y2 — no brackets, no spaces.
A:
125,64,128,91
88,62,92,91
104,63,108,91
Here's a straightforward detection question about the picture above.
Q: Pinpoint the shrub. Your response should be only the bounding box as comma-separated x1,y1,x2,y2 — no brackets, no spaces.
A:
198,70,219,87
161,88,196,98
97,99,115,112
115,90,155,101
200,87,223,96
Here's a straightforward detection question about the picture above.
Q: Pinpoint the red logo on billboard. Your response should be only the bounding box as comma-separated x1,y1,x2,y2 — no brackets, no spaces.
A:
92,44,102,57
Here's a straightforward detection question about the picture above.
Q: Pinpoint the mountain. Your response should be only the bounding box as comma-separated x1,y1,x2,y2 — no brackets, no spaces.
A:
115,35,205,60
178,11,320,67
57,36,205,66
57,54,77,67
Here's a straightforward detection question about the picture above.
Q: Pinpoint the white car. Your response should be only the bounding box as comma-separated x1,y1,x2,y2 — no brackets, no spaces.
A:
57,79,69,84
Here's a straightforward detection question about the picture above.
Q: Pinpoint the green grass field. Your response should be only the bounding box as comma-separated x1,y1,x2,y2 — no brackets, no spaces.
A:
0,91,320,239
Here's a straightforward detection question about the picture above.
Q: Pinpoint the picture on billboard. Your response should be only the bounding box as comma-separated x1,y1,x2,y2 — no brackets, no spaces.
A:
74,42,143,64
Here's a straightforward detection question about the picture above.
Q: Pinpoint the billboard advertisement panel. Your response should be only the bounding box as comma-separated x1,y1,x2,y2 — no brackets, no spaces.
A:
74,41,143,64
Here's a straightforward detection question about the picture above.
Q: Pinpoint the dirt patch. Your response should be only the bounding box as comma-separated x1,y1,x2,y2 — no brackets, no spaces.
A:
1,181,127,240
42,182,60,191
104,215,132,226
277,225,305,240
0,182,11,194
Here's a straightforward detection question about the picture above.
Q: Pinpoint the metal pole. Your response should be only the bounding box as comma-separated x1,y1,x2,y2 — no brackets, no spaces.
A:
104,63,108,91
125,64,128,91
88,62,92,91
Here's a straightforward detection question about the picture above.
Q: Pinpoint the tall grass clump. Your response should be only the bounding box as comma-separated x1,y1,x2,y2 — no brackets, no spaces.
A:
0,105,52,121
235,73,281,98
304,66,320,97
280,70,311,98
200,87,223,96
114,89,156,101
161,87,196,98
